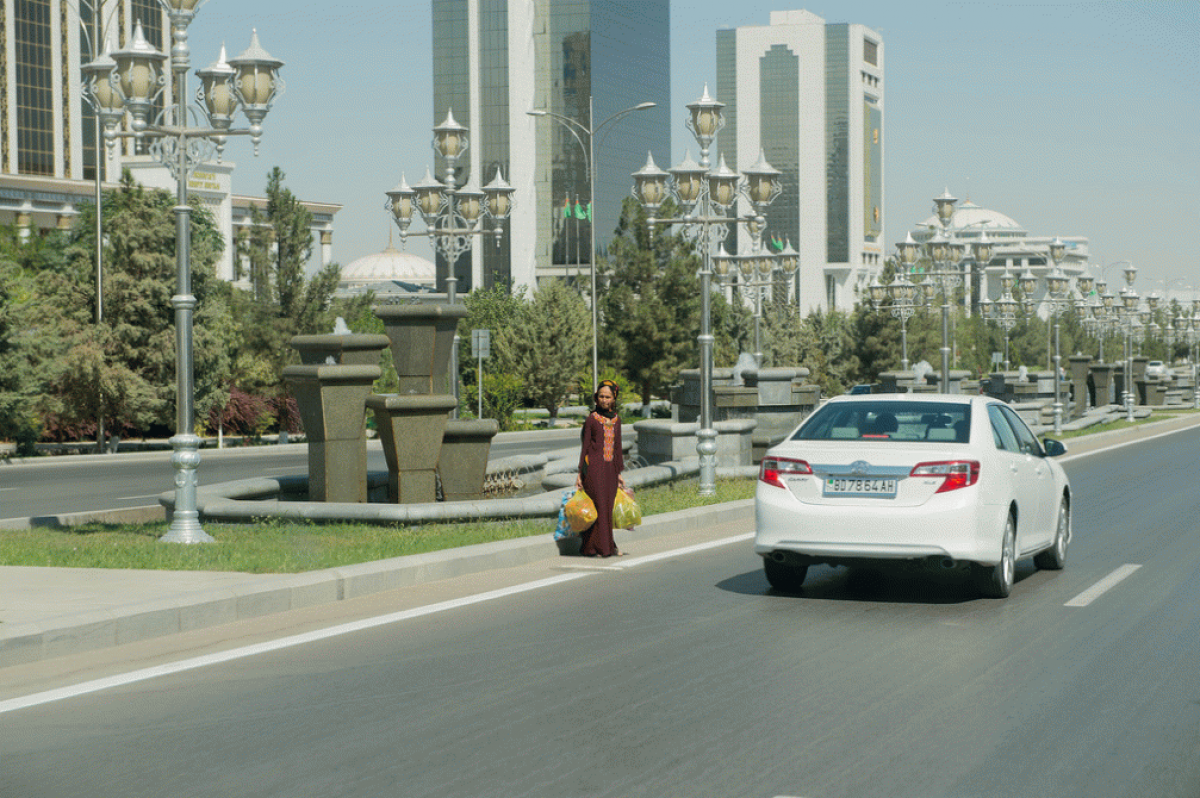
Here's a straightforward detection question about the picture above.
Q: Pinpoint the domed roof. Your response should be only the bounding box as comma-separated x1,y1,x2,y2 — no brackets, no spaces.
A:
341,245,436,287
919,200,1025,233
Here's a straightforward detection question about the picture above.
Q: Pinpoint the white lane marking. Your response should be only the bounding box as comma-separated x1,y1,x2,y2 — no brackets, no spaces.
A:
1064,564,1142,607
1,532,756,714
618,532,756,569
116,494,161,501
0,572,590,715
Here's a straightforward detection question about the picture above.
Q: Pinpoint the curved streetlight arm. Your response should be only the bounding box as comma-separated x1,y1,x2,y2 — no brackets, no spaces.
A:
527,99,654,392
527,108,591,171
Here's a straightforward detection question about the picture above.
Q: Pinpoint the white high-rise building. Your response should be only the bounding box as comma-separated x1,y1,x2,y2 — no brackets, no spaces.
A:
716,9,883,313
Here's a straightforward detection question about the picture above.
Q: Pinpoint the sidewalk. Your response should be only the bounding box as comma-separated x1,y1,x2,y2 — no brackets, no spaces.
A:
0,500,755,669
3,410,1199,671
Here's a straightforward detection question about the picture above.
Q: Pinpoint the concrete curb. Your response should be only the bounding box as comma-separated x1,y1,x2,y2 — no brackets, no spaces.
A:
0,499,754,668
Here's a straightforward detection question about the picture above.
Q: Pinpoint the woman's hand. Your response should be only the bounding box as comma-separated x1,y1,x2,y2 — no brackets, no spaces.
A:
618,475,626,490
575,474,583,489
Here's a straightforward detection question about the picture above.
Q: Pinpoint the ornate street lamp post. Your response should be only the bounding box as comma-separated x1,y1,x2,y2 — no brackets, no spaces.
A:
987,267,1020,370
632,86,781,495
384,111,516,412
716,241,800,367
869,263,917,371
1044,238,1070,434
527,99,655,391
82,2,284,543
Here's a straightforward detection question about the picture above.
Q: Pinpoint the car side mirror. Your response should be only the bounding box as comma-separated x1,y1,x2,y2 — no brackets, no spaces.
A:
1042,438,1068,458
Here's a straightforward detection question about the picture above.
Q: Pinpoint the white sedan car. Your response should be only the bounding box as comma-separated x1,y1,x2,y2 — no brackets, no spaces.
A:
755,394,1072,598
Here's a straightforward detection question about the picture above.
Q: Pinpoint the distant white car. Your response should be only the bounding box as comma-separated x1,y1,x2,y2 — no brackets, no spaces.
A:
1145,361,1173,380
755,394,1072,598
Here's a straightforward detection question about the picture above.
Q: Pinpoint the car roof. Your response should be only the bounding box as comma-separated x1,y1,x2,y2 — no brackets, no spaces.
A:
822,393,989,407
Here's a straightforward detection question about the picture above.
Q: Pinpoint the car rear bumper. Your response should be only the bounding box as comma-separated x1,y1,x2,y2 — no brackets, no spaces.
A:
754,483,1006,565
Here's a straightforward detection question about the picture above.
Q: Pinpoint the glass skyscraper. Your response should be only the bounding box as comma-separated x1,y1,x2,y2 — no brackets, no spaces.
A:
716,10,883,313
432,0,670,292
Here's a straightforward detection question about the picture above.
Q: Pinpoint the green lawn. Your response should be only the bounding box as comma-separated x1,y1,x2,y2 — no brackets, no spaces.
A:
0,478,756,573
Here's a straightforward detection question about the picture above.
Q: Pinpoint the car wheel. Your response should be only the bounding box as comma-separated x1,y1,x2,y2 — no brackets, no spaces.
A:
973,512,1016,598
1034,496,1070,570
764,558,808,593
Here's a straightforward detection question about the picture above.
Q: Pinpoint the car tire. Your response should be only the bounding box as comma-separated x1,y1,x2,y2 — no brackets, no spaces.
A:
973,512,1016,599
1034,496,1070,570
764,558,808,593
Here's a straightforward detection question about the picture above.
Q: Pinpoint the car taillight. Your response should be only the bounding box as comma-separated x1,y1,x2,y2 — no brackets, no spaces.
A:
910,460,980,493
760,456,812,489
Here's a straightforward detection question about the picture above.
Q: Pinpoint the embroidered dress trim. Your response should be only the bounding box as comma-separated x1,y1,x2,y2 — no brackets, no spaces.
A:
598,413,617,462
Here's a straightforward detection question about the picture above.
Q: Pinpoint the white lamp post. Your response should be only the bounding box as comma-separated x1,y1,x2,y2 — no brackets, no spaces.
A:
384,110,516,411
82,1,284,544
1045,238,1070,434
527,99,656,391
632,86,781,495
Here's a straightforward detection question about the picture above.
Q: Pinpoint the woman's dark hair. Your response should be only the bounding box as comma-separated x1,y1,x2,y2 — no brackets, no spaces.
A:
593,379,620,406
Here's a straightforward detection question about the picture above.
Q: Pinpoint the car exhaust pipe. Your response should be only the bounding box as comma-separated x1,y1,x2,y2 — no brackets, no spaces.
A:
941,557,956,569
771,551,788,563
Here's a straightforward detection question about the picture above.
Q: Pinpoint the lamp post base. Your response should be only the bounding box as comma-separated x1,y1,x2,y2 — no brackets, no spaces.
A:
161,433,213,544
697,426,718,496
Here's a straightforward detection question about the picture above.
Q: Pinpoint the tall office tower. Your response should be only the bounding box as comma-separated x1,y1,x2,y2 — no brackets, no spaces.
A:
716,9,883,312
0,1,337,278
431,0,670,293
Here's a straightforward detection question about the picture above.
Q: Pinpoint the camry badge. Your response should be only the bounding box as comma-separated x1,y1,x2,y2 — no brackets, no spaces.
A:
850,460,871,475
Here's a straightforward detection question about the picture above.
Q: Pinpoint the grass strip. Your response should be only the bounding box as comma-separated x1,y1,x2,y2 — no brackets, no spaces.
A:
0,478,756,574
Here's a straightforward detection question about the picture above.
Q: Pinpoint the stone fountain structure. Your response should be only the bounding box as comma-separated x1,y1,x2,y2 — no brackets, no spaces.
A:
283,321,390,503
286,309,499,506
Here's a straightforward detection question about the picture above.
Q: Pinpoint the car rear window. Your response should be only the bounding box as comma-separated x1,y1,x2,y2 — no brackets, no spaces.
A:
793,401,971,443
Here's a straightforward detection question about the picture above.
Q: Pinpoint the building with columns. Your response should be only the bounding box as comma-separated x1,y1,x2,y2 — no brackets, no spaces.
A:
0,0,337,279
909,198,1090,318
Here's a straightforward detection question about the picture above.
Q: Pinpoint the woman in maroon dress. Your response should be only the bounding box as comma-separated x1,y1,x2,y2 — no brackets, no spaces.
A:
575,380,626,557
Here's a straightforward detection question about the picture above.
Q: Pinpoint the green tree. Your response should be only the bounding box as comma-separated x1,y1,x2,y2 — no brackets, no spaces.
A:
599,198,701,409
232,167,352,405
497,279,589,420
0,226,48,451
43,171,227,438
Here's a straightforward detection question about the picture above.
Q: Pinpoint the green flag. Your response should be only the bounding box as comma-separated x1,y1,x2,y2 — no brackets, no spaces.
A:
575,201,588,220
563,197,572,218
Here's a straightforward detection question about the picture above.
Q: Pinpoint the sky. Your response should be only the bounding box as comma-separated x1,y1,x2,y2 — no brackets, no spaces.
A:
183,1,1198,294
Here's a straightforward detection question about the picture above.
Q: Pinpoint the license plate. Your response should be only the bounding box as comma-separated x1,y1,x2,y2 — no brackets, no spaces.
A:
824,477,897,497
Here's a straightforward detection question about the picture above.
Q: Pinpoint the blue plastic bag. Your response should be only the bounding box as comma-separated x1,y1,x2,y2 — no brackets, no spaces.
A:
553,490,574,540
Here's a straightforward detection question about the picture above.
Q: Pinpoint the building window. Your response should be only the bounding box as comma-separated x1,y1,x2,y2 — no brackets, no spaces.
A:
15,0,54,176
863,38,878,66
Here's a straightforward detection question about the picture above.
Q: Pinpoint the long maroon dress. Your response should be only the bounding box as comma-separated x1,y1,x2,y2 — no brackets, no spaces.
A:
578,409,623,556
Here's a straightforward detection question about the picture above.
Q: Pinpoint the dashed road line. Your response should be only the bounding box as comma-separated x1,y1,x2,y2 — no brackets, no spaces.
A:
1065,564,1141,607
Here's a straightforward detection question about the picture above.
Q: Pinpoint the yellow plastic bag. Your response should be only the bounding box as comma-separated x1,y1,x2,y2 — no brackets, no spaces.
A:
613,488,642,529
564,489,598,533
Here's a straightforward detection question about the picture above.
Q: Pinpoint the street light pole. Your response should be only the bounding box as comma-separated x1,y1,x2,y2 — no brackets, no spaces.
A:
528,98,655,391
83,2,286,543
1045,238,1069,434
632,86,781,495
385,110,517,410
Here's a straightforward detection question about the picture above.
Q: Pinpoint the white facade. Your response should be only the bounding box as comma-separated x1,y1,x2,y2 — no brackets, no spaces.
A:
716,10,884,314
911,199,1091,318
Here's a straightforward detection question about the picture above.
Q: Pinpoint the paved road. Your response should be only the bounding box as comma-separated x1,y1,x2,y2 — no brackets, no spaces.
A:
2,428,1198,797
0,430,577,522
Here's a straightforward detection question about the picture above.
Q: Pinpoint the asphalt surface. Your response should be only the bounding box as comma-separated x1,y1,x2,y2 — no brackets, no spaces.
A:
2,416,1200,797
0,414,1197,667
